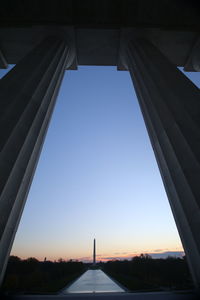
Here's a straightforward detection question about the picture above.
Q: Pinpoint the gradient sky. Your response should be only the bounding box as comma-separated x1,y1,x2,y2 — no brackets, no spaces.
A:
1,66,199,262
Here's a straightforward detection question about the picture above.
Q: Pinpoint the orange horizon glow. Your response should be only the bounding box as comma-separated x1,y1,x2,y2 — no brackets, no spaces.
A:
11,247,184,262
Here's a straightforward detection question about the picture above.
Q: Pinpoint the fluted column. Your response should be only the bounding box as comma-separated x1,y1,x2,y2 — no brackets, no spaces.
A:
122,38,200,288
0,36,73,285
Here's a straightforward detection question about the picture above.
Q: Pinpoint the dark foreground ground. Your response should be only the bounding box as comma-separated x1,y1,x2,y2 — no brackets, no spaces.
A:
2,255,194,295
1,291,199,300
1,255,195,300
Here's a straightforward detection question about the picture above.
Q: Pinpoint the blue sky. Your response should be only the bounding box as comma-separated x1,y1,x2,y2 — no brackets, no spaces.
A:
1,65,198,261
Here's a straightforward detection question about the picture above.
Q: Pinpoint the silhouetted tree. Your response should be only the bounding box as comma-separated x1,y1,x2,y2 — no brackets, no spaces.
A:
103,254,193,291
2,256,86,294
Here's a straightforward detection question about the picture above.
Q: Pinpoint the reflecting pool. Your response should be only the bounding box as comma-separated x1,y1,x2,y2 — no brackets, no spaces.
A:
62,269,125,293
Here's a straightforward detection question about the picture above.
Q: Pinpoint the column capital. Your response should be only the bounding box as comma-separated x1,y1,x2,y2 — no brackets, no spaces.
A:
117,28,143,71
36,26,77,70
184,36,200,72
118,28,158,71
22,26,77,70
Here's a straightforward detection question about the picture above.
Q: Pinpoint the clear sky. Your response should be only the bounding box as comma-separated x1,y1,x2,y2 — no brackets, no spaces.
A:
2,65,199,262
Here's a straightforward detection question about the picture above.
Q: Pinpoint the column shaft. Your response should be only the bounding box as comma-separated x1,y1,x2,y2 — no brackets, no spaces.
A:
124,38,200,288
0,36,71,284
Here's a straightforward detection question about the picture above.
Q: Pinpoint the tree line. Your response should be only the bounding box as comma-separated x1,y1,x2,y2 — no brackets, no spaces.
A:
102,254,194,291
1,254,194,294
1,256,86,294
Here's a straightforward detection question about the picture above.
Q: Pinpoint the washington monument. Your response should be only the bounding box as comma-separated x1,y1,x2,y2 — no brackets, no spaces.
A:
93,238,96,265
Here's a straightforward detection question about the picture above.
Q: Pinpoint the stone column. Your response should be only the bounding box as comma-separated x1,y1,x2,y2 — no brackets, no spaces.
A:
0,36,73,285
122,38,200,288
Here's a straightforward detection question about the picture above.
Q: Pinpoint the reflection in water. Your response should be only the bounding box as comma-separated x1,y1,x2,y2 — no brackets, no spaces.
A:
62,269,125,293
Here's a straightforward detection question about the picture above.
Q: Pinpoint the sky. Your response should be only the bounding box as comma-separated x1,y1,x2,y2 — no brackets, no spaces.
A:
1,65,199,262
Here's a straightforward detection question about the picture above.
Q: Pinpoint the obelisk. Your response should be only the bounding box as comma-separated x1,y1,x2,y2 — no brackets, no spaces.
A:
93,238,96,265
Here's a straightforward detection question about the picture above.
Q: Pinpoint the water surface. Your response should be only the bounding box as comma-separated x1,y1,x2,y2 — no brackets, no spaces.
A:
62,269,125,293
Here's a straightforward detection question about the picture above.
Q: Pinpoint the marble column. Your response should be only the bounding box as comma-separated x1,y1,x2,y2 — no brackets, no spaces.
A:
0,36,73,285
122,38,200,288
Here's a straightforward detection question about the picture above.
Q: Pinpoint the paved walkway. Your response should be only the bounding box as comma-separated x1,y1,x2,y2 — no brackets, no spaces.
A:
62,269,125,293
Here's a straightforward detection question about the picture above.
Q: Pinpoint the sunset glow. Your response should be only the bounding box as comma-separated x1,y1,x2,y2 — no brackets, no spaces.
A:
7,66,198,264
